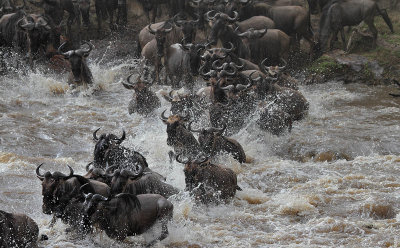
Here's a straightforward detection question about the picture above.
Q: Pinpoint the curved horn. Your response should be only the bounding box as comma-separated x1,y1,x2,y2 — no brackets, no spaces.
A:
248,71,261,83
161,109,169,120
105,166,116,174
20,22,35,30
93,128,100,141
226,11,239,22
188,121,202,133
122,74,136,89
230,61,244,70
176,153,189,164
148,24,156,34
115,130,126,144
236,83,252,91
75,42,93,57
162,26,173,33
220,84,235,91
205,10,218,21
220,42,235,53
219,64,237,77
212,60,224,70
36,163,45,179
259,57,270,76
278,58,287,70
66,165,74,177
58,42,73,58
86,162,94,172
208,124,226,134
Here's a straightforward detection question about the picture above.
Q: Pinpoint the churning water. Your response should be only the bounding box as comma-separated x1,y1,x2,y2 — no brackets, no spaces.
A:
1,44,400,247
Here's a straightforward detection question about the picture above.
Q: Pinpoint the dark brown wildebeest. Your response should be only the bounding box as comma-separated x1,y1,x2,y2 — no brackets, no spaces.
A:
0,10,51,62
121,74,161,116
92,128,149,170
107,166,179,198
0,210,47,248
207,15,290,65
389,80,400,97
57,42,94,87
189,122,247,163
35,163,109,234
318,0,394,52
160,109,201,159
83,193,174,244
176,154,241,204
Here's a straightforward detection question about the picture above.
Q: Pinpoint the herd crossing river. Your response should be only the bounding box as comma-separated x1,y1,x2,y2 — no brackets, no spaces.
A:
1,45,400,246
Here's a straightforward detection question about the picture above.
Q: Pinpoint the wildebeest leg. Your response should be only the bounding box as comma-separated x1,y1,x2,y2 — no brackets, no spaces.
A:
365,17,378,46
340,28,346,50
95,1,102,32
330,30,339,50
49,215,58,227
168,150,175,164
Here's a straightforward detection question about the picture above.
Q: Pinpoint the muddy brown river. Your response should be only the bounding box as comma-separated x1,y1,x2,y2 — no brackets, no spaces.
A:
1,47,400,247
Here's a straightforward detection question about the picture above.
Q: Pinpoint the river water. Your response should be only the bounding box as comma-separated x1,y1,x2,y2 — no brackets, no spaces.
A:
1,45,400,247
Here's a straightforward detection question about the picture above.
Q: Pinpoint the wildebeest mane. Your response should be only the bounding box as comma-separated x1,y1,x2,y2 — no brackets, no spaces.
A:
110,193,141,212
3,10,26,45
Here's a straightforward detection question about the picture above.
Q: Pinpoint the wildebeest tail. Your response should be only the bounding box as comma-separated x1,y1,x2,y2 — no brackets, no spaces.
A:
377,8,394,33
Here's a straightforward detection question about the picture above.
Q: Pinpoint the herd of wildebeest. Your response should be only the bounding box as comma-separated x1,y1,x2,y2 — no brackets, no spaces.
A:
0,0,396,246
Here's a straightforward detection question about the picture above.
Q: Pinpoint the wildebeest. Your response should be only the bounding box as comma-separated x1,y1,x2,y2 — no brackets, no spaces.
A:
92,0,118,30
92,128,149,170
164,43,205,89
121,74,161,115
0,210,46,248
176,154,241,204
36,163,110,215
28,0,79,38
189,122,247,163
83,193,174,244
35,163,109,234
0,0,25,16
160,109,201,159
58,42,94,87
107,166,179,198
318,0,394,52
207,14,290,65
389,79,400,97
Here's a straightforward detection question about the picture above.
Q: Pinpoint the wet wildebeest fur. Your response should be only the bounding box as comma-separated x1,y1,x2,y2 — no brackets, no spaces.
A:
92,128,149,170
35,163,109,234
160,110,201,158
83,193,173,244
58,42,94,87
176,155,242,204
0,210,43,248
189,122,247,163
107,166,179,198
318,0,394,52
121,74,161,116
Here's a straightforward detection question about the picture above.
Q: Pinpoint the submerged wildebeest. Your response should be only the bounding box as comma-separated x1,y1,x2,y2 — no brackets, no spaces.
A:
83,193,174,244
318,0,394,52
92,128,149,170
58,42,94,87
0,210,47,248
176,154,242,204
121,74,161,115
107,165,179,198
189,122,247,163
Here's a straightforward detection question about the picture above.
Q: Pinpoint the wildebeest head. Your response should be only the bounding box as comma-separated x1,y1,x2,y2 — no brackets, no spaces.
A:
248,71,278,98
206,11,238,45
176,154,210,191
148,23,173,57
92,128,126,168
259,57,287,77
174,14,199,44
181,43,206,75
84,162,110,184
83,193,108,216
36,163,74,214
107,165,144,195
121,74,149,93
189,122,225,154
58,42,94,84
236,27,267,40
160,109,191,146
